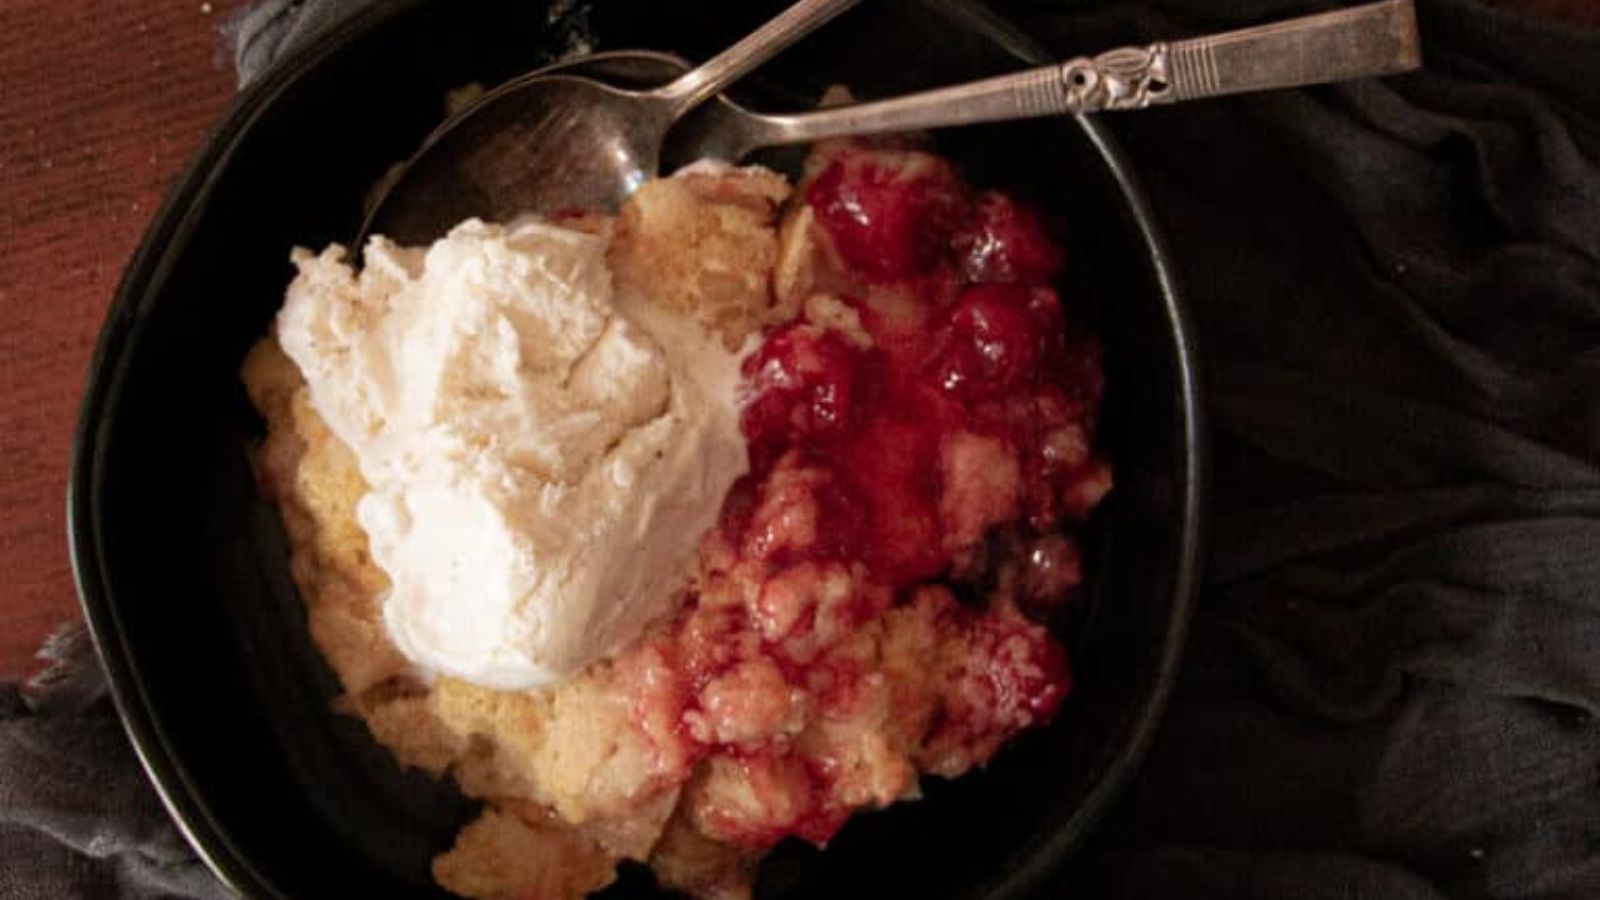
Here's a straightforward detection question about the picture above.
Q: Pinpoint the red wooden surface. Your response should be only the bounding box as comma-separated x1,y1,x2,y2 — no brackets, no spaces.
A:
1,0,250,679
0,0,1594,680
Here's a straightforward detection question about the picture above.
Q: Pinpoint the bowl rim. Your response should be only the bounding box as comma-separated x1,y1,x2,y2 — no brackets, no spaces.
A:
67,1,1205,898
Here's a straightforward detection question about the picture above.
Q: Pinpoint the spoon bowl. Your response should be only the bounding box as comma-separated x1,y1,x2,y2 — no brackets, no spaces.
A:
361,0,862,245
365,74,674,245
361,49,811,246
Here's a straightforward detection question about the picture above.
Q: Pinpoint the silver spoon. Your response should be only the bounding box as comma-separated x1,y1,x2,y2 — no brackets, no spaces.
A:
664,0,1421,168
362,0,863,245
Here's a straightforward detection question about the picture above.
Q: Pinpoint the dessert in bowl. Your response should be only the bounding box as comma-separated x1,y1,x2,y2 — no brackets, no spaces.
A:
245,133,1110,899
69,2,1201,898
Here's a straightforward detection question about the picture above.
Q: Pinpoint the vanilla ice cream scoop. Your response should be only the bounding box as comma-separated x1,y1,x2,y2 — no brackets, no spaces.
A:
277,218,747,689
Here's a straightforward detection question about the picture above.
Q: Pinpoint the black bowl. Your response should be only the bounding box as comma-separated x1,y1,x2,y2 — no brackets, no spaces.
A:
69,1,1203,898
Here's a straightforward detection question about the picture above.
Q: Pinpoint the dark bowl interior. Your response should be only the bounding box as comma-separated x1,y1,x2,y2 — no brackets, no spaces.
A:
70,1,1202,898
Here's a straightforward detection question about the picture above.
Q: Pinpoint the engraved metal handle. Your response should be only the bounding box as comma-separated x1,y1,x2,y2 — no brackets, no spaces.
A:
656,0,866,117
751,0,1420,147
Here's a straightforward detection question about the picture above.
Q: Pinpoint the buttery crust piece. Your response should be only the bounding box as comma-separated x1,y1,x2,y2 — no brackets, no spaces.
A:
609,165,795,349
432,806,616,900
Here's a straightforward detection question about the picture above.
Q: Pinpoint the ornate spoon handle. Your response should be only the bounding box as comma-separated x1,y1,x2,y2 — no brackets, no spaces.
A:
754,0,1419,146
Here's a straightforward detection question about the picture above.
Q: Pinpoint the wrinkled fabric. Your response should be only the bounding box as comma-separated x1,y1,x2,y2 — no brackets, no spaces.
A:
1008,1,1600,898
8,0,1597,898
0,626,229,900
227,0,380,88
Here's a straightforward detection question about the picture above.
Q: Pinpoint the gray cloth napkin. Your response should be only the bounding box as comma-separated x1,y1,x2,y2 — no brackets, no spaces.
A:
0,627,228,900
228,0,381,88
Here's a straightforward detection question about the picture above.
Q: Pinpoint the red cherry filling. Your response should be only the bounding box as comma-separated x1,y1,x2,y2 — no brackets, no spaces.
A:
735,455,866,569
920,605,1071,775
805,148,965,280
739,153,1105,591
841,418,946,585
952,191,1066,284
643,142,1108,853
931,284,1054,400
742,325,867,466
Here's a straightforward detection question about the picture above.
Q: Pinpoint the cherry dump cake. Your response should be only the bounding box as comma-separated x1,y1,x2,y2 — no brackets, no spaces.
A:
242,136,1109,900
